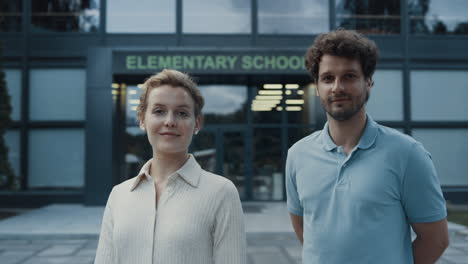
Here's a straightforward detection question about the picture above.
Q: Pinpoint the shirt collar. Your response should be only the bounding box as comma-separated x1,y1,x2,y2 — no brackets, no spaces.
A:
130,154,202,191
321,114,378,152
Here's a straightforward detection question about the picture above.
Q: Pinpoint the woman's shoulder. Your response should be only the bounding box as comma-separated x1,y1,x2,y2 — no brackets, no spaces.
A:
199,170,238,195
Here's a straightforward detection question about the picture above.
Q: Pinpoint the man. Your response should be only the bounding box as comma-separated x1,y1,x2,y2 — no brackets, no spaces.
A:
286,29,449,264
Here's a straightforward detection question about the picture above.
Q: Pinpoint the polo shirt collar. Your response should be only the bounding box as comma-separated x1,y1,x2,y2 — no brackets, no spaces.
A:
321,114,378,152
130,154,201,191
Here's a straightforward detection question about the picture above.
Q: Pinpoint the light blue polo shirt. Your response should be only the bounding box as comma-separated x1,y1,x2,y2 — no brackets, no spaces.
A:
286,115,446,264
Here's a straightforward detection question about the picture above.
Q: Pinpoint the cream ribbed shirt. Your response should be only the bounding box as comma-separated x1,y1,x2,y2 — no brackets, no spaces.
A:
94,155,247,264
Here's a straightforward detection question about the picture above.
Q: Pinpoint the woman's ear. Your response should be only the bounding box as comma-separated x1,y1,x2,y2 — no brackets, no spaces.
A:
194,115,203,134
139,120,146,132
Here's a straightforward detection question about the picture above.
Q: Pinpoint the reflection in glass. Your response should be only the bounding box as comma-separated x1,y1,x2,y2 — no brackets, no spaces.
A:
0,0,22,32
253,128,283,200
409,0,468,34
190,131,216,173
258,0,328,34
223,132,245,199
288,127,315,148
31,0,99,32
336,0,400,34
183,0,250,33
29,69,86,121
4,130,20,179
4,70,21,121
107,0,175,33
411,70,468,121
199,85,248,124
413,129,468,186
28,129,85,188
366,70,403,121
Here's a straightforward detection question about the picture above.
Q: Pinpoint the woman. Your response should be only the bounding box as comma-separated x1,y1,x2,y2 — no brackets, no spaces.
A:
95,69,246,264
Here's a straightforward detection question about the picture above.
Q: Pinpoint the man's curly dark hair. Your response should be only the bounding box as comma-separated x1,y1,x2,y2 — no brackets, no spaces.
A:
305,29,379,82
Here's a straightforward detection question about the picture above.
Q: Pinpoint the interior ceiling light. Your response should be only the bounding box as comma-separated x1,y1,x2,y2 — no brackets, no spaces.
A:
259,90,282,95
111,83,119,89
276,106,283,111
263,84,283,89
137,84,144,89
286,106,302,111
129,90,137,95
131,106,138,111
286,99,304,105
297,90,304,95
285,90,292,95
129,99,140,104
286,84,299,89
256,95,282,100
252,99,280,104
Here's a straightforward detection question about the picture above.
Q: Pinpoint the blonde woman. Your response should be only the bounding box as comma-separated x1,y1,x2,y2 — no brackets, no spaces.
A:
95,69,246,264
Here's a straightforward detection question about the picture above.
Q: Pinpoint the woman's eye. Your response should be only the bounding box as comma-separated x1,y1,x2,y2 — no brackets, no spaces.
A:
153,109,165,115
178,111,188,117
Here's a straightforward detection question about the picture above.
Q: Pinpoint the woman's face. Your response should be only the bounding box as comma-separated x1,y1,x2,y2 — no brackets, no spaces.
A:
140,85,201,156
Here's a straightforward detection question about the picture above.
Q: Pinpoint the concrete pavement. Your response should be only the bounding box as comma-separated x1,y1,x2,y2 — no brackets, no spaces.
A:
0,203,467,264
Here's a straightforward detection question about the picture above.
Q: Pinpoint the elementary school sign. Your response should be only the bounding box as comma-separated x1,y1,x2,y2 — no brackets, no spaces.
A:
113,51,307,74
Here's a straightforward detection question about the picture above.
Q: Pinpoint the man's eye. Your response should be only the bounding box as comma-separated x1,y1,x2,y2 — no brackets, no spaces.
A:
345,74,356,79
322,76,333,82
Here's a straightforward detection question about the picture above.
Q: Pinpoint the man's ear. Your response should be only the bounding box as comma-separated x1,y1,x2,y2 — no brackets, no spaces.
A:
315,83,320,97
366,77,373,92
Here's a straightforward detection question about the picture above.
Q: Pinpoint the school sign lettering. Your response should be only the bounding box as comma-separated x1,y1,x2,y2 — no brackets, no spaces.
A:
114,52,307,74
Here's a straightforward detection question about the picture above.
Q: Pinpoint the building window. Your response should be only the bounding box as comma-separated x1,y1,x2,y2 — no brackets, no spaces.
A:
258,0,329,34
107,0,175,33
31,0,99,33
29,69,85,121
336,0,400,34
411,70,468,121
412,129,468,186
183,0,250,33
409,0,468,35
4,69,22,121
366,70,403,121
0,0,22,32
28,129,85,188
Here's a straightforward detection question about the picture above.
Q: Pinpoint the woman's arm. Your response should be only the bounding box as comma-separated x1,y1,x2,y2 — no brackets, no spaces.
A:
94,188,116,264
213,182,247,264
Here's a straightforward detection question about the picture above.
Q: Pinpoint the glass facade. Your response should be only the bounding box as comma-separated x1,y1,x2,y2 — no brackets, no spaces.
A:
409,0,468,34
29,69,86,121
183,0,251,33
413,129,468,186
336,0,400,34
0,0,22,32
28,129,85,188
258,0,329,34
31,0,99,32
411,70,468,121
366,70,403,121
2,0,468,204
106,0,175,33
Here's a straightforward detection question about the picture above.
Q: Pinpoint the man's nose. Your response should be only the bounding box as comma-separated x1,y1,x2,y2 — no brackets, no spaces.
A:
331,78,345,92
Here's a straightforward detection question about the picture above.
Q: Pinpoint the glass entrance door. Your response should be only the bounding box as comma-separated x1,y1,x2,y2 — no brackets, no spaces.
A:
190,127,247,199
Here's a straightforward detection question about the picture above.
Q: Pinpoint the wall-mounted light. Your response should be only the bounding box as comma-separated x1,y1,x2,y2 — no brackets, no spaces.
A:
286,99,304,105
286,106,302,111
256,95,282,100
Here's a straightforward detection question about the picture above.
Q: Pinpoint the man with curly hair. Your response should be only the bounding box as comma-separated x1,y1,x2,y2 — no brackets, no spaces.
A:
286,29,448,264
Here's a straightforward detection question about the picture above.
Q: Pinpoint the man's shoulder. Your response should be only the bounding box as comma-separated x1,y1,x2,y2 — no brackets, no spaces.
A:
376,123,420,149
289,129,322,154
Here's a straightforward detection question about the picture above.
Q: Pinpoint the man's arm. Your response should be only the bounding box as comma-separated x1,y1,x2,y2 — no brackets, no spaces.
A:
289,213,304,244
411,218,449,264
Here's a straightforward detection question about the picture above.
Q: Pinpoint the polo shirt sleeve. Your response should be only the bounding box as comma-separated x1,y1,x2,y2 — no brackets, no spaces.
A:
286,149,303,216
402,142,447,224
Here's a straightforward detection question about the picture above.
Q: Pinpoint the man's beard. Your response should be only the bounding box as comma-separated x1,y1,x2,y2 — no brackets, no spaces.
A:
322,90,369,121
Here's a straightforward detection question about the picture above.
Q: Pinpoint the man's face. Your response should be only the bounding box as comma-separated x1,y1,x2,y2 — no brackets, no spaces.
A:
316,54,372,121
